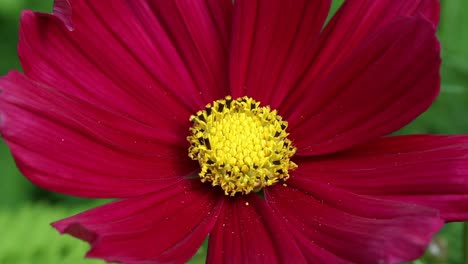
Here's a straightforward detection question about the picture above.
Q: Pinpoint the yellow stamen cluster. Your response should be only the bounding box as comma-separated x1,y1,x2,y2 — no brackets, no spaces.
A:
187,96,297,196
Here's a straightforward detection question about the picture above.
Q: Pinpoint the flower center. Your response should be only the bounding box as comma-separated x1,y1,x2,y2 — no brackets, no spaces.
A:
187,96,297,196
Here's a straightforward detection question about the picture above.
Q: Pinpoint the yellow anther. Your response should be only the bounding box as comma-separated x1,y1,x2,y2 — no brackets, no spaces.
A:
187,96,297,196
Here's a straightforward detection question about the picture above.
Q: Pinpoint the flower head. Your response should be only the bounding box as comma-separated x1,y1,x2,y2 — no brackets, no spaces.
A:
1,0,468,263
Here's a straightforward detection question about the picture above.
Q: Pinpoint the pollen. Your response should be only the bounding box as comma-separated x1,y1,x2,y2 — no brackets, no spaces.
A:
187,96,297,196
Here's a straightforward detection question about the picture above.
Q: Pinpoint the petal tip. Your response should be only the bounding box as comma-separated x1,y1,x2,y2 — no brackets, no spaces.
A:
52,220,98,244
53,0,75,31
20,1,75,32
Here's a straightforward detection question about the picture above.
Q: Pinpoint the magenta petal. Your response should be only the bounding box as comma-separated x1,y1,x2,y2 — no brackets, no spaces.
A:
288,17,440,155
0,72,196,198
53,180,222,263
20,0,232,126
19,8,190,130
53,0,74,30
266,182,443,264
136,0,233,102
281,0,439,112
294,135,468,221
207,194,306,263
229,0,331,107
313,0,439,76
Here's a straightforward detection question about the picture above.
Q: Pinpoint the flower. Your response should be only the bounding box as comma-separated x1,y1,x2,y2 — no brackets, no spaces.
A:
1,0,467,263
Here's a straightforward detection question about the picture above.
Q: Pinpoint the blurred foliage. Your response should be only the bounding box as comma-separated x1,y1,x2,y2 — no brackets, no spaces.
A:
0,203,104,264
0,0,468,263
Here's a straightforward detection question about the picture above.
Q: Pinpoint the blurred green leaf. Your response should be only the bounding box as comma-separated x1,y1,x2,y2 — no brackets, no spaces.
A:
0,141,34,208
439,0,468,59
0,203,104,264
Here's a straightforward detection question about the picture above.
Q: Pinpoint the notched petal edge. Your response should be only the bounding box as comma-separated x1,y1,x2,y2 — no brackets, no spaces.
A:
53,0,74,31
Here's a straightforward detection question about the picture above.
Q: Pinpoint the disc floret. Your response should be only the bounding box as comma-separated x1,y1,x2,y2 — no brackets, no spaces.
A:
188,96,297,196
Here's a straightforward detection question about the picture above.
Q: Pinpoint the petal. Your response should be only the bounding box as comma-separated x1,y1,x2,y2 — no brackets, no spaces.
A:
289,17,440,155
146,0,233,102
316,0,439,73
53,0,74,30
294,135,468,221
20,0,232,129
0,71,196,198
52,180,222,263
207,194,306,263
19,7,185,131
280,0,439,114
229,0,331,108
266,182,443,264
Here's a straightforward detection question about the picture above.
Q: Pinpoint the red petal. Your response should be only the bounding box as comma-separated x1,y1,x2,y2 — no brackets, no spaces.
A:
207,194,306,263
280,0,439,114
140,0,233,102
266,182,442,264
288,17,440,155
0,72,196,198
53,0,74,30
315,0,439,74
228,0,331,108
293,135,468,221
19,10,187,131
52,180,222,263
20,0,232,128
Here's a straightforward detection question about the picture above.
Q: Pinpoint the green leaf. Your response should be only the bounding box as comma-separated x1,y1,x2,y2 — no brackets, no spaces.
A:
0,203,104,264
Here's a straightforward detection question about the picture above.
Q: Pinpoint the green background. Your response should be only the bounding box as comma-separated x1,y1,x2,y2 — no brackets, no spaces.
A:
0,0,467,263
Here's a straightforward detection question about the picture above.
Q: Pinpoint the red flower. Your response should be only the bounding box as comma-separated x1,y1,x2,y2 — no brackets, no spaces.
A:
1,0,467,263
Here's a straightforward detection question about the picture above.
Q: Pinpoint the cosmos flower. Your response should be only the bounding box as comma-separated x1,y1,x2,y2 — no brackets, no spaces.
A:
1,0,468,263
